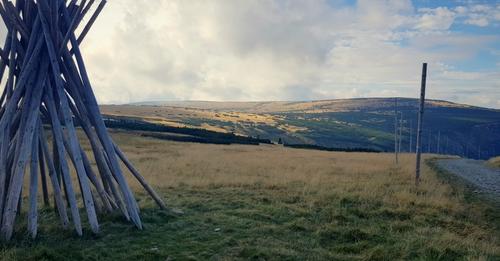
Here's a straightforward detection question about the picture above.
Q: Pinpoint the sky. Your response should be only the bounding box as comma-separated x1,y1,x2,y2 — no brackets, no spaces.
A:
2,0,500,108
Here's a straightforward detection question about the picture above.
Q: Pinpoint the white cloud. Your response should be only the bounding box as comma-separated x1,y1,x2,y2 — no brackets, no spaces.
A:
415,7,456,31
455,6,468,15
0,0,499,109
465,16,489,26
470,4,490,13
462,3,500,27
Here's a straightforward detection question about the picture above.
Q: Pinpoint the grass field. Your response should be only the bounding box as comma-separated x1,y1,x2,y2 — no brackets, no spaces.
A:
488,157,500,169
1,130,499,260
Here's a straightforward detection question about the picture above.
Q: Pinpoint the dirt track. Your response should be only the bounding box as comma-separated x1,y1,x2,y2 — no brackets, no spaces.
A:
436,158,500,198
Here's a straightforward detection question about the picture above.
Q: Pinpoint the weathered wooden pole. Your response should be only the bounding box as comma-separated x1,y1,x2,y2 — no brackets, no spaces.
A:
415,63,428,185
38,142,50,207
0,0,170,241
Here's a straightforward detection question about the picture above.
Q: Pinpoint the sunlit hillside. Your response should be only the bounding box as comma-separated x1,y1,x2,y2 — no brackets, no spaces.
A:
101,98,500,159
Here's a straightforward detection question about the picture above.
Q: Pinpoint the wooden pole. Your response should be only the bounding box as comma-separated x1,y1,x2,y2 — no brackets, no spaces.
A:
0,0,168,241
37,1,99,234
1,57,49,241
60,7,142,228
114,143,167,210
38,122,69,228
28,119,39,238
415,63,428,185
43,86,83,236
38,141,50,207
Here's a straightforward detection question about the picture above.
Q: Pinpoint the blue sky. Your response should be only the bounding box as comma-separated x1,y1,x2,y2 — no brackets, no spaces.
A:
5,0,496,108
416,0,499,73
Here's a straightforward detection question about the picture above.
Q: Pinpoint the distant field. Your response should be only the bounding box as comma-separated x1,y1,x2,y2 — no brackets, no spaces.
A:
1,131,499,260
101,98,500,159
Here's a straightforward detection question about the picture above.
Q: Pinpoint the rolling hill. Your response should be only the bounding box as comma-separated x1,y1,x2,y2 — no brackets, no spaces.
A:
101,98,500,159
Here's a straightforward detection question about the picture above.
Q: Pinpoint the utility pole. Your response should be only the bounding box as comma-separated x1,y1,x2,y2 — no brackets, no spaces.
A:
415,63,427,185
394,98,399,164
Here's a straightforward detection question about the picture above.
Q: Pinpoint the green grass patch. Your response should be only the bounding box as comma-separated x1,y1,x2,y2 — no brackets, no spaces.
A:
2,179,499,260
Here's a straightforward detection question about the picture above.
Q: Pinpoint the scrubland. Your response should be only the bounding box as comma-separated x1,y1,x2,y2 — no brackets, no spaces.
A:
1,130,499,260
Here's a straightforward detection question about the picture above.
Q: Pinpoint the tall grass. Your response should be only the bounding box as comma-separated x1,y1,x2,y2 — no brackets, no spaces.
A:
113,131,460,208
4,130,499,260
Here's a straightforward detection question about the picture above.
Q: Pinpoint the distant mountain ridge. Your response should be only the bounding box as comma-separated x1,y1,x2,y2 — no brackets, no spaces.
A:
102,98,500,159
128,98,493,112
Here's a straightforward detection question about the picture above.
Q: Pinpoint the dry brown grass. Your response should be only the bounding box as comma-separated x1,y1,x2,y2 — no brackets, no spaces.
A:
9,130,500,260
112,131,499,257
488,156,500,168
110,131,463,213
101,104,311,135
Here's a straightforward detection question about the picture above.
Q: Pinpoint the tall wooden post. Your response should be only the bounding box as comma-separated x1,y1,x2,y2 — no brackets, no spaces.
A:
415,63,428,185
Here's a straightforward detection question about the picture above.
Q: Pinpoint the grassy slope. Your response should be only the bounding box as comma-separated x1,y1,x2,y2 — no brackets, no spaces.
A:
1,131,499,260
101,98,500,156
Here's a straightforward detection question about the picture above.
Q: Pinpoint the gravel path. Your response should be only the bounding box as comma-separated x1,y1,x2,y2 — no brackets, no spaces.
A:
436,158,500,198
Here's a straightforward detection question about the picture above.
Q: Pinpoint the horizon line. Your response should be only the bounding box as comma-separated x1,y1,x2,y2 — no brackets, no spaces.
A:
100,97,500,110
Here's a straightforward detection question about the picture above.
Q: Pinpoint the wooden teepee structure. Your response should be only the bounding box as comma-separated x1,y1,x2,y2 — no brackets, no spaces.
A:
0,0,167,241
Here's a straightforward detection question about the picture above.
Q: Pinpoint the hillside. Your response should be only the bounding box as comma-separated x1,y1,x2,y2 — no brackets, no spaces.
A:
101,98,500,159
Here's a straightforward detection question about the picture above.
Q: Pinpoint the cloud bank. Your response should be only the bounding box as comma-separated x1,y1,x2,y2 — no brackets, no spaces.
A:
2,0,500,108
